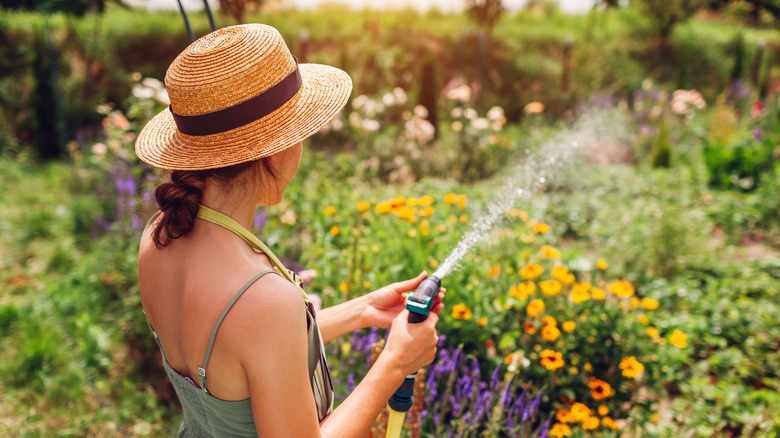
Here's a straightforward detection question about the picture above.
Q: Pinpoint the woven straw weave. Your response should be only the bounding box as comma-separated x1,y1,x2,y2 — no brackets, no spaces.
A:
136,24,352,170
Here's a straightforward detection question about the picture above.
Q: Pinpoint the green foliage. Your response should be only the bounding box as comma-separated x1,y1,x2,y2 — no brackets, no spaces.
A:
633,0,708,40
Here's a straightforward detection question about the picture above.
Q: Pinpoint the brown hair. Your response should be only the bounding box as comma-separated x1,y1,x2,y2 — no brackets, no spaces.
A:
152,158,278,248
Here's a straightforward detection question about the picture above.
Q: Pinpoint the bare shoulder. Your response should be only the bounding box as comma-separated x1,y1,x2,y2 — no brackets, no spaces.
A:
219,272,308,354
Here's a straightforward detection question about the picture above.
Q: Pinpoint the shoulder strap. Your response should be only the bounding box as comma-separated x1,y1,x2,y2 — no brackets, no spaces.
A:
197,205,308,300
199,269,277,393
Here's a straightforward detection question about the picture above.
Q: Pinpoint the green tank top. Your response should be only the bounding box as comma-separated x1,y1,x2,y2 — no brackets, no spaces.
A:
144,205,333,437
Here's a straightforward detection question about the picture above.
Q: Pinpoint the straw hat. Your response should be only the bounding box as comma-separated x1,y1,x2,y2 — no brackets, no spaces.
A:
135,24,352,170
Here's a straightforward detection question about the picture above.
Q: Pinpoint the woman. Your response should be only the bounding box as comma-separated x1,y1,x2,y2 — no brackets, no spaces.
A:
135,24,444,437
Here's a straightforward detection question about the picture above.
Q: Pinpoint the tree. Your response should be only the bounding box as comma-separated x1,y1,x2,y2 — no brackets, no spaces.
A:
634,0,707,42
465,0,504,34
219,0,265,25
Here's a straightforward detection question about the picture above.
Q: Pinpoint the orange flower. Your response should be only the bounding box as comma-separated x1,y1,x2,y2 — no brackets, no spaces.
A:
619,356,645,379
549,423,571,437
601,416,620,430
541,245,561,258
526,299,545,318
570,282,591,304
477,316,487,327
642,297,660,310
452,303,472,320
457,194,467,210
487,265,501,280
329,226,340,236
512,281,536,300
587,377,614,400
539,280,562,296
521,263,544,280
582,416,600,430
562,321,576,333
609,279,635,297
541,315,557,327
591,287,606,300
523,322,537,334
444,193,456,205
324,205,336,216
419,195,434,205
533,222,550,234
669,329,688,348
357,201,370,212
556,409,574,423
541,325,561,342
596,258,608,270
570,402,591,422
540,349,564,371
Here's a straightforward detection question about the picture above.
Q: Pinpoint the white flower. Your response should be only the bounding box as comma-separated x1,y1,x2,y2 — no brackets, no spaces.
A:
451,107,463,118
280,209,297,225
349,112,362,128
142,77,164,90
91,142,107,157
352,95,369,109
362,119,380,132
393,87,407,105
486,106,505,122
446,84,471,102
413,105,428,119
132,86,155,99
463,108,477,120
382,92,395,107
471,117,489,130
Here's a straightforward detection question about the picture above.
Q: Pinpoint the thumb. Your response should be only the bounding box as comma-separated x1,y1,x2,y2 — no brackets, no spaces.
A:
393,271,428,293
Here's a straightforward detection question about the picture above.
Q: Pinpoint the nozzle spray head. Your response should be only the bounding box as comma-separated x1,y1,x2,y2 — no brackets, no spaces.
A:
406,275,441,324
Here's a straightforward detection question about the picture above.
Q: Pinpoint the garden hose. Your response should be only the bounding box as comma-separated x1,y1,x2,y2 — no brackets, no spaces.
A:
386,275,441,438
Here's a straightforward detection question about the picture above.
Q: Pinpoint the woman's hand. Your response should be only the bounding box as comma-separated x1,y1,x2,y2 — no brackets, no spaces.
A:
382,309,440,376
360,272,445,329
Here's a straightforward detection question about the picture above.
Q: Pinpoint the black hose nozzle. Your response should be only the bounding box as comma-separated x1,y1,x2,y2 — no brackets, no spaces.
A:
388,274,442,412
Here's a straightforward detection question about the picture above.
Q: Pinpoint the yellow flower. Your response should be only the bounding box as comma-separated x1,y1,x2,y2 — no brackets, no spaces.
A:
477,316,487,327
549,423,571,437
324,205,336,216
375,202,392,214
533,222,550,234
669,329,688,348
601,416,620,430
357,201,370,212
459,214,468,223
420,206,434,217
638,313,650,325
609,280,635,297
556,409,574,423
407,228,417,237
630,297,640,309
419,195,434,205
619,356,645,379
570,402,591,422
339,282,349,292
541,325,561,342
540,349,565,371
541,315,557,327
521,263,544,280
569,367,578,375
642,297,660,310
329,226,340,236
452,303,472,320
597,405,609,416
457,194,467,210
524,101,545,114
396,206,417,223
588,377,614,400
582,416,600,430
570,282,591,303
419,221,430,236
597,258,608,270
647,327,659,338
526,298,545,318
487,265,501,280
507,208,529,222
541,245,561,258
512,281,536,300
551,265,570,282
591,287,606,300
539,280,562,297
429,259,439,269
445,193,456,205
562,321,576,333
406,197,419,206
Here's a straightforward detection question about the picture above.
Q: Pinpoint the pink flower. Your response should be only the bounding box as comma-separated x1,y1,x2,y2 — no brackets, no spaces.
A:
308,294,322,314
298,269,318,284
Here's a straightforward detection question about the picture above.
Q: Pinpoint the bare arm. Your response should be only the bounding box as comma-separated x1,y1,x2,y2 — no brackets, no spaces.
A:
233,275,439,438
317,272,444,343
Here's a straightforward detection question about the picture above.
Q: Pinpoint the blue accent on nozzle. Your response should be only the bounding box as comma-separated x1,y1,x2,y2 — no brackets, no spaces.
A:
405,275,441,319
388,374,417,412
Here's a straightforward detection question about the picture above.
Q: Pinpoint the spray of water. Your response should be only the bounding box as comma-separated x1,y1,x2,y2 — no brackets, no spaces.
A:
432,108,627,279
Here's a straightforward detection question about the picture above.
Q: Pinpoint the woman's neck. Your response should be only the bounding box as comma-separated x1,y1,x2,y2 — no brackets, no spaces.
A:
200,182,258,231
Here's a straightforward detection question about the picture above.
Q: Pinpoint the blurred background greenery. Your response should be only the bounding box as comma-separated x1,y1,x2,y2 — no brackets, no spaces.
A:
0,0,778,437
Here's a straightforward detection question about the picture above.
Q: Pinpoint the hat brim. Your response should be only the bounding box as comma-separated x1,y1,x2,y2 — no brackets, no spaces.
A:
135,63,352,170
